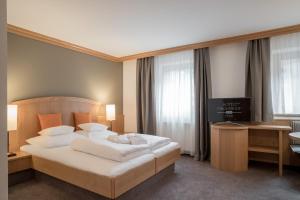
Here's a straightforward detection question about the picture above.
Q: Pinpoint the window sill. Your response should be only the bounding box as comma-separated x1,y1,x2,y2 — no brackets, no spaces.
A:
274,115,300,121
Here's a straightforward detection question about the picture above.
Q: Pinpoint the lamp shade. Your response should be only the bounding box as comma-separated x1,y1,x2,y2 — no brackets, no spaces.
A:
7,105,18,131
106,104,115,121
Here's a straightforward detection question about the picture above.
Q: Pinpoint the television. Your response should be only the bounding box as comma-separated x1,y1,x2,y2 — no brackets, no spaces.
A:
208,98,251,122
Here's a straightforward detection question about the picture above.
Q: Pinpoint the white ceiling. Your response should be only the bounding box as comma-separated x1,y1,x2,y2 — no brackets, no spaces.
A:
7,0,300,57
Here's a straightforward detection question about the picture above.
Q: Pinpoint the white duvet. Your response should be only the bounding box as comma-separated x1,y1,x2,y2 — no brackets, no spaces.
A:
73,130,177,161
70,138,150,162
86,131,172,151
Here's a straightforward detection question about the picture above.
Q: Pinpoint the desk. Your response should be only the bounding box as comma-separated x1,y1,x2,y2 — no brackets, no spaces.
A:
211,124,292,176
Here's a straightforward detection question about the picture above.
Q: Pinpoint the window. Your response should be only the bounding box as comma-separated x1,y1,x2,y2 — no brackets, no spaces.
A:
271,32,300,116
154,50,195,155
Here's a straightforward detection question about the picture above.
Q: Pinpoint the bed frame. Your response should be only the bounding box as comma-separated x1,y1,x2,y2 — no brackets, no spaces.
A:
11,96,180,199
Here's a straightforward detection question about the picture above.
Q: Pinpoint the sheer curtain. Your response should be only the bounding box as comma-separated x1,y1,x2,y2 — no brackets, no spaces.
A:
154,50,195,155
271,32,300,116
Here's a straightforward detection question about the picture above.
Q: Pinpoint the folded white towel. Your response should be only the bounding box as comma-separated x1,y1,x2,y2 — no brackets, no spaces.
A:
107,135,131,144
127,133,171,150
107,134,147,145
127,134,147,145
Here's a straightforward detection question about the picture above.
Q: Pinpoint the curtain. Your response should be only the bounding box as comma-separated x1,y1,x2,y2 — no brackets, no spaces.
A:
154,50,195,155
194,48,212,161
136,57,156,134
271,32,300,116
245,38,273,122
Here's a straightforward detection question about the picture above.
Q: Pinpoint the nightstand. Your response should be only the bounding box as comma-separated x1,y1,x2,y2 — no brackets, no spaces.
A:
8,151,32,174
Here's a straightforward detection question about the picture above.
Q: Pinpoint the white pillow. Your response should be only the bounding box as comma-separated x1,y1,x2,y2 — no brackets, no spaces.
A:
76,129,117,140
38,125,74,136
26,133,83,148
78,123,108,132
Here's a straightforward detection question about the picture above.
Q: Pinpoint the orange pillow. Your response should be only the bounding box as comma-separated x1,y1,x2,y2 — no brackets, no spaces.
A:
38,113,62,130
73,112,91,130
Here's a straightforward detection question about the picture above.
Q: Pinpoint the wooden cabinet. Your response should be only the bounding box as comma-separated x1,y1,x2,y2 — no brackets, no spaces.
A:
211,124,248,172
8,151,32,174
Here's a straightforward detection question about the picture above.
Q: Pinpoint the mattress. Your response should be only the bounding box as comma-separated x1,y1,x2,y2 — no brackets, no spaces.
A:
21,145,154,177
152,142,180,157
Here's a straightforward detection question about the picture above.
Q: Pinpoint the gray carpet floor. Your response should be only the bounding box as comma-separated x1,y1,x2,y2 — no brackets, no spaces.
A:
9,156,300,200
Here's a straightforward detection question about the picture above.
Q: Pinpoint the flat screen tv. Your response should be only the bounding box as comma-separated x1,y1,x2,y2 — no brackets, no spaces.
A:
208,98,251,122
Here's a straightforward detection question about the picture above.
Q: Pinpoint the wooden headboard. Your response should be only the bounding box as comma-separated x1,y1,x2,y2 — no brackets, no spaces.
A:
10,96,104,151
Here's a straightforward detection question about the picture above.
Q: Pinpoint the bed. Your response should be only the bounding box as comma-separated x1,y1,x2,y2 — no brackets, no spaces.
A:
12,96,180,199
21,145,156,198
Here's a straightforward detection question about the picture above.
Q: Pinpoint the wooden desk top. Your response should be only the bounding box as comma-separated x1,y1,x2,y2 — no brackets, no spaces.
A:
211,124,248,130
247,124,292,131
211,123,292,131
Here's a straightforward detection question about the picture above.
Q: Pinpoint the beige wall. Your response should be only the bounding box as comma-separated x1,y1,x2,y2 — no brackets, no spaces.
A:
8,33,123,114
122,42,248,132
0,0,8,199
123,60,137,132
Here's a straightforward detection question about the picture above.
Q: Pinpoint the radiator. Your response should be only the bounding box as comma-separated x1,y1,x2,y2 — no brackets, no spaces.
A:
292,121,300,132
291,121,300,145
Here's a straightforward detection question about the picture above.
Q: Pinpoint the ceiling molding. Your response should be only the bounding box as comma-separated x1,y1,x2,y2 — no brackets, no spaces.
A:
7,23,300,62
7,24,121,62
120,24,300,61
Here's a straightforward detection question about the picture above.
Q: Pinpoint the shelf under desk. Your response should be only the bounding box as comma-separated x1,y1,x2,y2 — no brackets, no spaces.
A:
248,124,291,176
248,146,279,154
